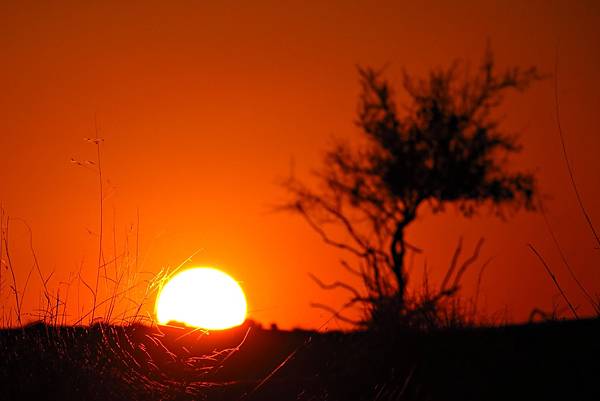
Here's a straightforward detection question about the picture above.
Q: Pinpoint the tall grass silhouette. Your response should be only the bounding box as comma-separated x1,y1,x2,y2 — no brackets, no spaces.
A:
0,138,251,401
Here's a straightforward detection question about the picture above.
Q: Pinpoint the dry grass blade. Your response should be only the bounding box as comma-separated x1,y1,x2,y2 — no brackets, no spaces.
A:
2,214,22,325
540,202,599,313
528,243,578,319
554,50,600,249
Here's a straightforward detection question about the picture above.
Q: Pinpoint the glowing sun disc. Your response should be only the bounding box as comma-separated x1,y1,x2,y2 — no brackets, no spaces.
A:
156,267,247,330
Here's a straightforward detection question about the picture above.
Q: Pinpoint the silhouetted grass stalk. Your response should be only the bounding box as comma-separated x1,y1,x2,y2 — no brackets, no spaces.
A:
90,123,104,324
2,211,22,325
540,202,599,314
528,243,578,319
554,50,600,248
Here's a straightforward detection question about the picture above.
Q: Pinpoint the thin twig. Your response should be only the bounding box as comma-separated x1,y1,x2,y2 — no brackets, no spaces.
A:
452,238,485,289
309,301,362,325
308,273,363,301
440,237,463,291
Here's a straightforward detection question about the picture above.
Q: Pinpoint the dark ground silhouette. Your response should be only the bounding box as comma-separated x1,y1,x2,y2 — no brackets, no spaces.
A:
1,318,598,400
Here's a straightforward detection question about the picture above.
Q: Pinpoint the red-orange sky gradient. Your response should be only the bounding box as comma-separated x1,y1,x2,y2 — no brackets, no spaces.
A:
1,1,599,329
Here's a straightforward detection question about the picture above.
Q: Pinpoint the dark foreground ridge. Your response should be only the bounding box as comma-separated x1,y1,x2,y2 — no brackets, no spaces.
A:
1,318,598,401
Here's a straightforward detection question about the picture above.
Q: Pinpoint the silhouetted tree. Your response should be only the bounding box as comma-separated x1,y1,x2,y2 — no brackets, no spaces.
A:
283,48,541,329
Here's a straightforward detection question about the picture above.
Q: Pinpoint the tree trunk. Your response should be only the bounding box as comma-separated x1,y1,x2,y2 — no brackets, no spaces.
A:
390,223,407,306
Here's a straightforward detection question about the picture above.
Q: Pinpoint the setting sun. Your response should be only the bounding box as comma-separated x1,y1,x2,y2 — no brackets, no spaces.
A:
155,267,247,330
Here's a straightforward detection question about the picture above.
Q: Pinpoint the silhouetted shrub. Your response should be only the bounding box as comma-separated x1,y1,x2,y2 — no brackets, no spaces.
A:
283,47,542,329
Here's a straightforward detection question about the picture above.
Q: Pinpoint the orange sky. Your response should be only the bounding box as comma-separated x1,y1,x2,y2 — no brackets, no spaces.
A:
1,1,599,329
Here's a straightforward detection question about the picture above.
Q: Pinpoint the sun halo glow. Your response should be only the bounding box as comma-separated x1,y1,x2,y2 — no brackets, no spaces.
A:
155,267,247,330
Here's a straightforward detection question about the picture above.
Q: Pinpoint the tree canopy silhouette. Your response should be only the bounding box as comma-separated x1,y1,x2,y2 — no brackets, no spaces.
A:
283,49,542,328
